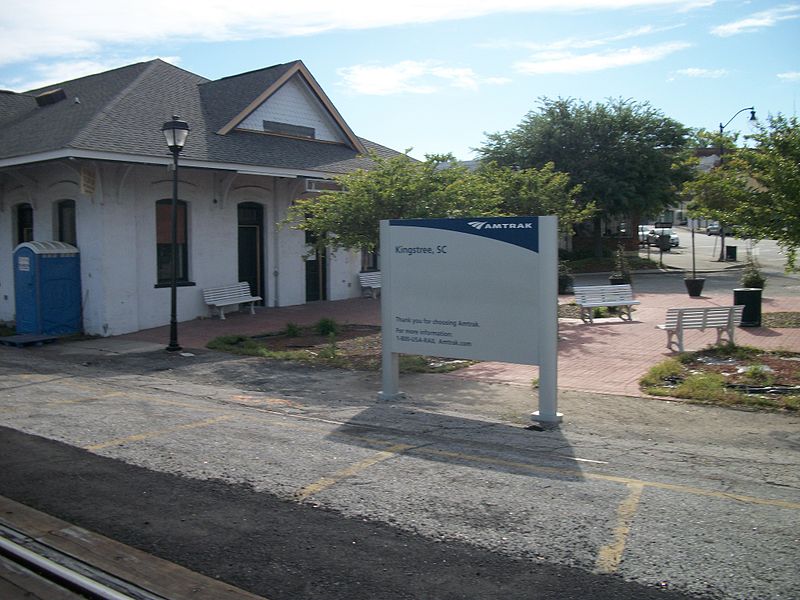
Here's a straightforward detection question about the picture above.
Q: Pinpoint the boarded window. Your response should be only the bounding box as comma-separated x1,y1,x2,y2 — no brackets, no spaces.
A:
57,200,77,246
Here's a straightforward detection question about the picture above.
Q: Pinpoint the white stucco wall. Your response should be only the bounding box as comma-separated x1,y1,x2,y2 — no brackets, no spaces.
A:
1,160,363,336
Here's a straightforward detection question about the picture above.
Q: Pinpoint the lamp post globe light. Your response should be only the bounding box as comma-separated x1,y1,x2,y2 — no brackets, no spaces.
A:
161,115,190,352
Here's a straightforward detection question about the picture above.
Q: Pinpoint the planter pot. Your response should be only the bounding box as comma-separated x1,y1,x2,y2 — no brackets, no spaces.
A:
684,278,706,297
733,287,762,327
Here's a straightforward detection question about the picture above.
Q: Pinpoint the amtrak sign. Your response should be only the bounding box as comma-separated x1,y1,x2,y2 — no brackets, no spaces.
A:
379,216,561,423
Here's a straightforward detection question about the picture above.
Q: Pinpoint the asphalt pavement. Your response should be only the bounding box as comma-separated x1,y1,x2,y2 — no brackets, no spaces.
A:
1,235,798,599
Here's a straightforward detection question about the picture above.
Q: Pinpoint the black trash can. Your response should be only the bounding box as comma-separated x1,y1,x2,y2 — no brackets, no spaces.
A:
734,287,762,327
725,245,737,261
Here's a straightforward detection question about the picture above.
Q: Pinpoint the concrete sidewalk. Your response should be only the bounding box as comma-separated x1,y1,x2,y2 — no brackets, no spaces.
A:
115,275,799,399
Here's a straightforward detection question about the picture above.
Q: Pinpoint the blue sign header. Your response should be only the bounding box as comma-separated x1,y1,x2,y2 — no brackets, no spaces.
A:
388,217,540,253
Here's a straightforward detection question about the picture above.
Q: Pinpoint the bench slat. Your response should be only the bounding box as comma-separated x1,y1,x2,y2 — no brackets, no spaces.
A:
358,271,382,298
202,282,261,319
657,306,743,352
572,284,638,324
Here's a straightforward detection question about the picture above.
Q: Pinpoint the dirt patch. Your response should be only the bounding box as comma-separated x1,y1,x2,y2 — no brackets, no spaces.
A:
762,312,800,328
255,324,381,351
225,325,472,373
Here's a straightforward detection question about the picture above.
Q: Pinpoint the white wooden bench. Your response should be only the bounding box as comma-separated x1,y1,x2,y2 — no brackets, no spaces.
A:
657,305,744,352
358,271,381,298
202,282,262,320
573,284,640,324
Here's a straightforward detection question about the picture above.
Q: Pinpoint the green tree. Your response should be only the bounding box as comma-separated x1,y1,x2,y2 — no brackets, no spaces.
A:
686,115,800,270
479,97,691,255
287,152,588,253
480,161,595,234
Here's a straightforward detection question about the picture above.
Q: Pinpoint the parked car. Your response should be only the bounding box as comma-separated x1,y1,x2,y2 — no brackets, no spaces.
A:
646,228,679,249
638,225,652,244
706,222,736,236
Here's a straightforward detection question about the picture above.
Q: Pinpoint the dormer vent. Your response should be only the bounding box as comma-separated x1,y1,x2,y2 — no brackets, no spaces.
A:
263,120,315,139
35,88,67,107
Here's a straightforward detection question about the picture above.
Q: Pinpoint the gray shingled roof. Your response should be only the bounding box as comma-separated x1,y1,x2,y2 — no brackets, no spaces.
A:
0,59,401,175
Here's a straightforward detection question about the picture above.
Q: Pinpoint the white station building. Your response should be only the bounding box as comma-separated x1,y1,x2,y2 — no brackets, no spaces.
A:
0,59,400,336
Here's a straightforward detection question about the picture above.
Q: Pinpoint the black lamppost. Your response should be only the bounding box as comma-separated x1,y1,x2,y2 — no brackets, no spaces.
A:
718,107,756,165
161,115,190,352
715,107,756,261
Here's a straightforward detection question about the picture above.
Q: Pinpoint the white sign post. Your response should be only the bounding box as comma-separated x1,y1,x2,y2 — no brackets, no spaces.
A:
379,216,561,423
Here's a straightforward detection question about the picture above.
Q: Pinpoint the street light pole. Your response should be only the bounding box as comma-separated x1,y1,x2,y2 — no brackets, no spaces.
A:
718,107,756,165
715,107,756,261
161,116,190,352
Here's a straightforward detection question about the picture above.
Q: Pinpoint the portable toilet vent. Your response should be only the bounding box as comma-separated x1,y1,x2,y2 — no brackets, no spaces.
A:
13,241,82,335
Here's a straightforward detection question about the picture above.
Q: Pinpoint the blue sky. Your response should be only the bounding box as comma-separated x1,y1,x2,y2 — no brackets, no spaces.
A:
1,1,798,160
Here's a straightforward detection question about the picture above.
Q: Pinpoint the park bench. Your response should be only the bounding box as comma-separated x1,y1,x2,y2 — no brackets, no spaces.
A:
358,271,382,298
656,305,744,352
202,282,261,320
573,284,640,324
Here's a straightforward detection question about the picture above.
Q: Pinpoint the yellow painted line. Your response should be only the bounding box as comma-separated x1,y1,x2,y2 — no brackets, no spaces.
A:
404,445,800,510
595,483,644,574
295,443,414,501
84,415,236,451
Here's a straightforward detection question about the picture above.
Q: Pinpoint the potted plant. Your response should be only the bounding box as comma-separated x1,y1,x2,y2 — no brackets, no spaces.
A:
558,260,574,294
684,225,705,297
608,245,632,285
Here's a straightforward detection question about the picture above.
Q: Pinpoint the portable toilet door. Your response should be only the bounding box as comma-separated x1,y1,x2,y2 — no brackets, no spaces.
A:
13,241,82,335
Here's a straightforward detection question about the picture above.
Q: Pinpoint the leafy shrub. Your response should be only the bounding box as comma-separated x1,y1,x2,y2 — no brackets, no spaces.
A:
314,318,339,336
740,256,766,289
284,322,301,337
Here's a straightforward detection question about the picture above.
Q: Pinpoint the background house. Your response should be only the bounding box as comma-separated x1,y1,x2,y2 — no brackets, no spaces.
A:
0,59,400,336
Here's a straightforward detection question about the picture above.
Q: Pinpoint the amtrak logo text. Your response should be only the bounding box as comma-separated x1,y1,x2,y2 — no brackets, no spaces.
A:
468,221,534,230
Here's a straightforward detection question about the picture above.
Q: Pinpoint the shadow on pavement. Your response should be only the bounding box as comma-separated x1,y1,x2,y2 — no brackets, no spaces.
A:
328,404,585,483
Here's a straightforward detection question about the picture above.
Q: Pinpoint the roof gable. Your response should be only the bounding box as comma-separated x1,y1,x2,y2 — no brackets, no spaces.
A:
212,61,366,153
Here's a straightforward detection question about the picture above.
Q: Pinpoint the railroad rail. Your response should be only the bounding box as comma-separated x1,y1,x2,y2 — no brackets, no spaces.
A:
1,522,165,599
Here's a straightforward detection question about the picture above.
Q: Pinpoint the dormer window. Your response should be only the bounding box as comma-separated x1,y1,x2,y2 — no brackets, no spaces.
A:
263,120,315,140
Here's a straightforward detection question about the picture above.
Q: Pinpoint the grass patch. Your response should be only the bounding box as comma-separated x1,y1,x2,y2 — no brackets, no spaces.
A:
641,344,800,411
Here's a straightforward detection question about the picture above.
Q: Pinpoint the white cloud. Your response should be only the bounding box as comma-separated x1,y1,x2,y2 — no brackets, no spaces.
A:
338,61,510,95
483,23,683,51
0,0,713,67
514,42,690,74
674,67,728,78
777,71,800,81
710,4,800,37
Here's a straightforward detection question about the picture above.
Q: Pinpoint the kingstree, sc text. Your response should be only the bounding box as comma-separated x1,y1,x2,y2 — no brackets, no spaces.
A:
395,246,448,255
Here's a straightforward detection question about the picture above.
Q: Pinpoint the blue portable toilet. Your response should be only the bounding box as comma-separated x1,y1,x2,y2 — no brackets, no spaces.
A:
14,241,82,335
